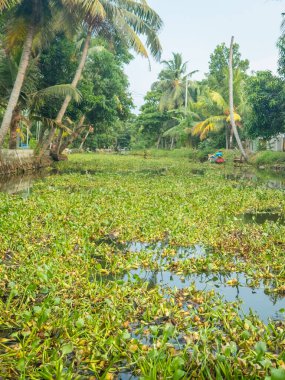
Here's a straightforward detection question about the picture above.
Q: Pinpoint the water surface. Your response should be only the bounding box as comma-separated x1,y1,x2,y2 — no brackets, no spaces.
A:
124,269,285,323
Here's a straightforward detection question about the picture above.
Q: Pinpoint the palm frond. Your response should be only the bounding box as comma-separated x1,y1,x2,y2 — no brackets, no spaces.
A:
209,91,228,111
34,84,81,103
226,112,241,123
192,115,226,140
0,0,20,11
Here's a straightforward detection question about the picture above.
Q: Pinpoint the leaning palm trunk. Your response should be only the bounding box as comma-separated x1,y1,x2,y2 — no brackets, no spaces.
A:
38,30,92,158
59,115,86,154
156,135,161,149
79,127,91,150
55,129,63,155
56,30,91,123
0,25,34,147
9,107,21,149
229,36,247,160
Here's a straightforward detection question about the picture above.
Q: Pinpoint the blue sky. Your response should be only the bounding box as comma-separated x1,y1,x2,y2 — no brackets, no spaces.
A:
125,0,285,111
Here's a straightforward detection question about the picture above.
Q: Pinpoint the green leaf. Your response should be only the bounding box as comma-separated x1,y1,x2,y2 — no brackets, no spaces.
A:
172,356,185,369
255,341,267,355
54,297,61,305
271,368,285,380
16,358,26,372
61,343,73,356
240,330,251,340
173,369,186,380
76,318,85,328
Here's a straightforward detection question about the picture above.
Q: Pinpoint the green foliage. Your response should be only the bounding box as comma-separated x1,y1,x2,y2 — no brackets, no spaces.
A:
155,53,197,111
207,42,249,91
0,154,285,378
39,33,78,88
85,49,133,125
71,48,133,149
244,71,285,140
250,151,285,166
135,89,173,147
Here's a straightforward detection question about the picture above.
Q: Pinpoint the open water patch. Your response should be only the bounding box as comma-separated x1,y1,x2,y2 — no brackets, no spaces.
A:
191,168,205,176
0,170,52,198
224,170,285,190
124,269,285,323
242,212,285,225
125,241,207,259
117,372,139,380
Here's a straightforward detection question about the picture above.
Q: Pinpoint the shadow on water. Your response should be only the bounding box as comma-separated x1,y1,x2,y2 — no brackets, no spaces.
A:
242,212,285,225
191,168,205,176
124,269,285,323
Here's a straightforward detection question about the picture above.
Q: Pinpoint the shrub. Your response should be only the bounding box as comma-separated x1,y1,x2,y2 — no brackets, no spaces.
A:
250,151,285,166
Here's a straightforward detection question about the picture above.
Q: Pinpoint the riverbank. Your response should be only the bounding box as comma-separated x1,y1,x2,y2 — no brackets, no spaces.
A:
129,148,285,169
249,151,285,170
0,149,51,176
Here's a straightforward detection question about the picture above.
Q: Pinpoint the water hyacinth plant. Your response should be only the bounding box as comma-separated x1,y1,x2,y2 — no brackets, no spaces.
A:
0,153,284,379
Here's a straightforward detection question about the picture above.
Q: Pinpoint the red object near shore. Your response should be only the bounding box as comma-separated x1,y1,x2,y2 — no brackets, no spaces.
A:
215,158,225,164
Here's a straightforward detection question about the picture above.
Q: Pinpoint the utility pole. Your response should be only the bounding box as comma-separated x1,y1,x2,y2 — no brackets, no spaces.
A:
229,36,247,160
185,77,188,115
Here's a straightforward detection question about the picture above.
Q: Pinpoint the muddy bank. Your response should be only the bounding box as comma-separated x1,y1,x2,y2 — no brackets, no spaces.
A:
0,149,51,175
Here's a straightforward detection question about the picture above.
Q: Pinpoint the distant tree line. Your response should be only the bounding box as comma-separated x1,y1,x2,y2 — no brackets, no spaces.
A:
134,31,285,151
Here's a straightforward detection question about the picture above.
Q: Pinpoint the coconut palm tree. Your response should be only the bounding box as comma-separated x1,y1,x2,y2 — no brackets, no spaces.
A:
0,45,80,149
0,0,81,147
192,89,242,147
155,53,198,112
229,36,247,159
0,0,72,146
45,0,163,157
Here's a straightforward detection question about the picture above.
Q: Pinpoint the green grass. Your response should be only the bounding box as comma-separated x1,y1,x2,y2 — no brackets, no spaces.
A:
0,154,284,379
250,151,285,166
128,148,240,163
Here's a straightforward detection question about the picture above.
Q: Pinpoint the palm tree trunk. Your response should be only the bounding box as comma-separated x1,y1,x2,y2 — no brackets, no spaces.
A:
38,29,92,157
59,115,86,154
9,107,21,149
79,128,91,150
57,30,92,124
229,36,247,160
229,127,234,149
156,135,161,149
55,129,63,155
0,24,34,147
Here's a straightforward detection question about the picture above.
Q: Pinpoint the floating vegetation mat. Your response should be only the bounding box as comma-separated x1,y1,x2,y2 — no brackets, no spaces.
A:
0,154,285,379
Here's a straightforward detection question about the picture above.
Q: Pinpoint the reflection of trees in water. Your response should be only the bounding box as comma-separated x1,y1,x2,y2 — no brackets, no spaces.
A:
0,171,49,197
223,168,285,190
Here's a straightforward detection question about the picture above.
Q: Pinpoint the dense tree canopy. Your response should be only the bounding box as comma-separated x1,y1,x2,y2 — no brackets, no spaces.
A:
0,1,284,154
244,71,285,140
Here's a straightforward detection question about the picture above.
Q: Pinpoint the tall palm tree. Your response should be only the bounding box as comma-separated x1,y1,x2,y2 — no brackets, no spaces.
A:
155,53,197,111
45,0,163,157
229,36,247,159
0,0,70,146
0,47,80,148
